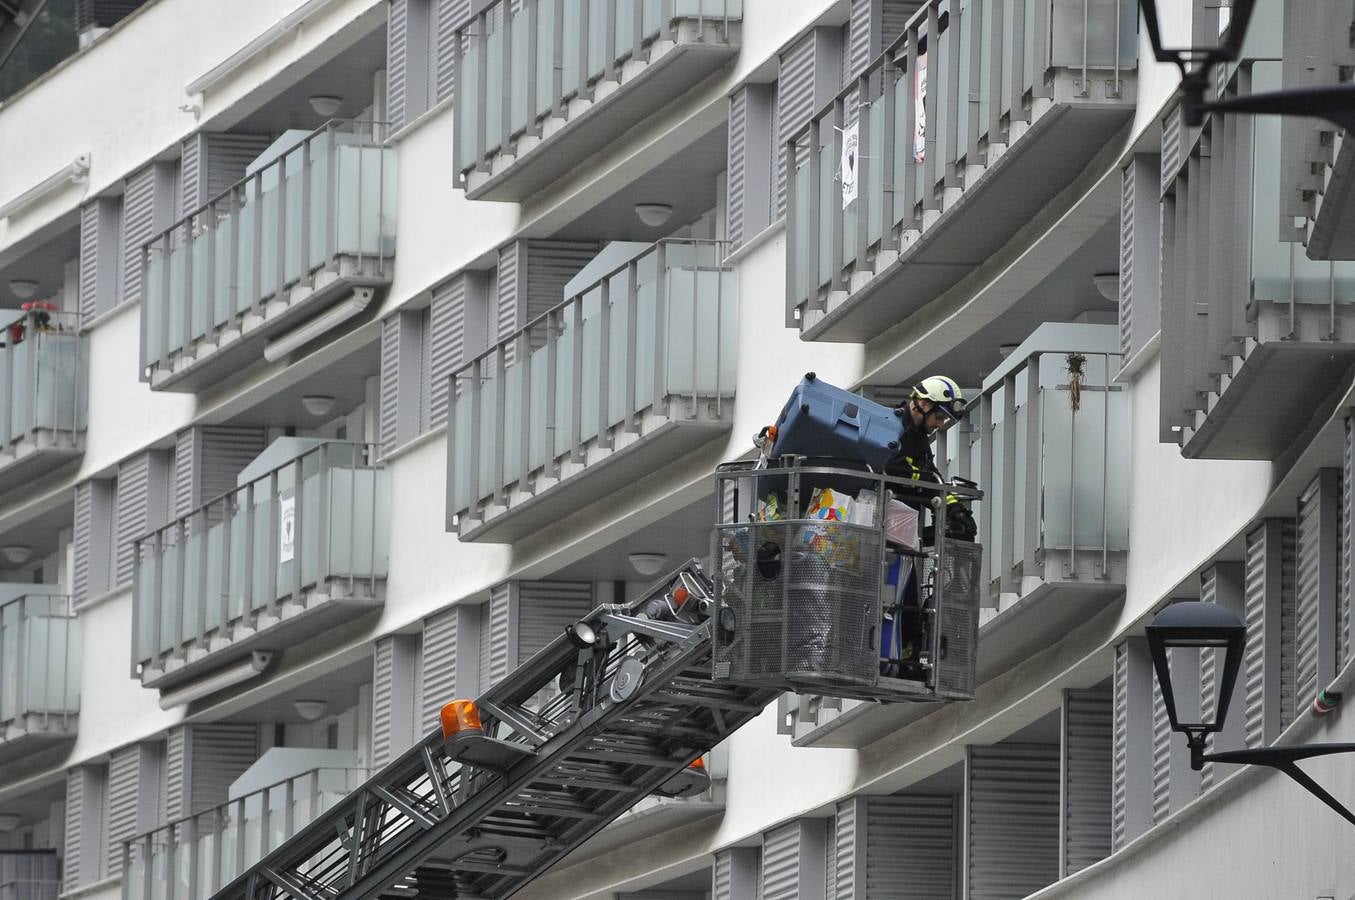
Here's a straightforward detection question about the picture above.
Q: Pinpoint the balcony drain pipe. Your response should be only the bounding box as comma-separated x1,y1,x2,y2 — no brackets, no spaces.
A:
158,651,274,709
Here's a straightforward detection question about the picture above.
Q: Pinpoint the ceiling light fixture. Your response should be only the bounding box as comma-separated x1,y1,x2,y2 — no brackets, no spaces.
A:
628,552,668,576
293,699,329,721
308,95,343,118
301,395,336,417
8,280,38,300
1093,273,1120,303
0,545,32,565
634,203,673,228
0,814,20,832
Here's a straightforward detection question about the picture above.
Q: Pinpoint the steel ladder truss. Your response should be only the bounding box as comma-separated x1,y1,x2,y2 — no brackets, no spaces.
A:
210,561,780,900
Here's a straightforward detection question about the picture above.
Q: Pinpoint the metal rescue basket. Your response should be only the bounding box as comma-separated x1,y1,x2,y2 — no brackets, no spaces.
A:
711,459,984,703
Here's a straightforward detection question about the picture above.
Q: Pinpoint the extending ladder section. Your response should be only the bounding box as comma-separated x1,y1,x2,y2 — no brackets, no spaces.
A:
211,562,779,900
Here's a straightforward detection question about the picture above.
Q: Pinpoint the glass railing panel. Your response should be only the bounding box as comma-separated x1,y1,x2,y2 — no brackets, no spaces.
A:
479,376,499,492
0,595,77,725
634,277,657,409
502,363,525,486
586,0,607,82
560,0,582,96
509,6,530,134
867,101,885,245
459,41,482,162
533,2,555,118
665,268,736,395
452,388,475,512
817,142,833,290
528,347,549,471
934,0,955,188
792,158,812,304
485,25,505,156
891,66,911,230
578,292,602,443
0,602,16,721
1051,0,1137,69
987,414,1006,585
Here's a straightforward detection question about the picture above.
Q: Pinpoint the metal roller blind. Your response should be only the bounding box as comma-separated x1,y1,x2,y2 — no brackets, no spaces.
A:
1062,686,1112,875
421,608,460,730
880,0,918,46
198,427,267,509
181,133,273,209
714,850,733,900
173,428,197,519
187,724,259,813
1112,642,1129,850
713,847,759,900
104,747,141,876
965,745,1059,900
867,795,954,899
480,584,513,690
524,240,599,327
759,819,825,900
428,276,465,426
515,581,593,664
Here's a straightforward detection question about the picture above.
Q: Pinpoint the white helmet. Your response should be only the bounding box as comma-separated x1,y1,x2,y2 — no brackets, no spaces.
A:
911,375,967,421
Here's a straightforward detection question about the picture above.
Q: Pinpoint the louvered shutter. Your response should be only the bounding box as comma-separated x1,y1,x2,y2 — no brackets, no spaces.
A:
515,581,593,664
428,277,464,426
163,727,187,822
759,819,826,900
1343,418,1353,671
434,0,468,103
833,798,863,899
496,243,520,362
120,165,159,304
846,0,874,82
196,427,265,511
1198,562,1246,789
1112,638,1154,852
1280,518,1298,727
387,0,410,131
1296,470,1340,705
1245,523,1279,747
372,634,419,768
79,199,120,322
1118,154,1162,362
880,0,917,47
1198,567,1219,790
480,583,513,690
1150,657,1171,823
173,428,197,519
64,766,104,891
1161,104,1182,196
728,84,775,250
964,745,1059,900
776,34,817,219
1118,163,1134,357
104,747,142,876
115,452,169,588
1112,643,1129,850
713,847,759,900
1062,686,1112,876
380,314,402,454
73,482,94,605
422,605,479,729
418,306,433,429
180,133,273,210
524,240,598,321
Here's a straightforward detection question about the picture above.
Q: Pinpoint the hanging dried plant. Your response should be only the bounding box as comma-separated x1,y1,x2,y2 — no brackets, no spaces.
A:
1066,353,1087,412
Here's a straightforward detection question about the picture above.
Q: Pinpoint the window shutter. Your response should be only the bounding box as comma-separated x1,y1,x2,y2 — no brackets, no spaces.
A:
173,428,197,520
1111,638,1154,851
105,747,143,876
115,451,170,588
964,745,1059,900
1161,104,1182,196
713,847,760,900
1280,517,1299,727
180,133,273,210
79,198,120,322
479,583,514,691
831,798,860,899
514,581,593,664
728,84,775,250
1296,469,1340,705
866,795,954,899
74,479,115,605
387,0,410,131
380,314,402,454
880,0,917,47
120,163,172,305
418,306,432,430
163,727,187,822
372,634,419,768
523,240,599,325
496,243,521,360
434,0,468,103
421,605,480,730
186,724,259,813
1198,562,1246,789
428,276,465,426
775,29,842,219
64,766,105,891
174,425,266,517
1061,686,1112,876
846,0,875,83
1343,418,1353,671
1150,657,1171,823
1118,154,1162,363
1245,521,1284,748
759,818,826,900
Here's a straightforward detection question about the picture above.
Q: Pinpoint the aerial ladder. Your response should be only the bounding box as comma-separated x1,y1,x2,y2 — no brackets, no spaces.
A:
211,462,983,900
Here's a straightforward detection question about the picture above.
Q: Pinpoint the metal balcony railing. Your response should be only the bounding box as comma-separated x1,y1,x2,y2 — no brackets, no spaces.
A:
121,767,368,900
1161,61,1355,459
140,121,395,388
448,239,736,541
0,881,59,900
940,324,1128,599
0,594,79,741
132,442,389,687
0,309,85,476
787,0,1136,339
452,0,741,199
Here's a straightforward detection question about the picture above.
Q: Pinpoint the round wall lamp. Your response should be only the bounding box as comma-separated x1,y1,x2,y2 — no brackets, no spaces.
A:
8,280,38,300
628,552,668,576
634,203,673,227
308,95,343,118
301,395,336,417
293,699,329,721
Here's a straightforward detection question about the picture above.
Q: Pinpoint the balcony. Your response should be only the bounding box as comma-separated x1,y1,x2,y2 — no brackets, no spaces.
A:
133,441,390,692
779,323,1128,747
452,0,741,201
787,0,1136,341
0,309,85,491
448,239,736,542
140,122,395,393
122,766,367,900
0,851,59,900
1161,61,1355,460
0,592,79,761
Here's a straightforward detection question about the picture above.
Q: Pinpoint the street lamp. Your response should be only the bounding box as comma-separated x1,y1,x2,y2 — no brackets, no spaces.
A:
1139,0,1355,130
1146,602,1355,827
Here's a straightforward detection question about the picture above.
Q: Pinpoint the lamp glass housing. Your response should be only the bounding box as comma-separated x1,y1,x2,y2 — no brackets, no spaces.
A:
1145,601,1246,737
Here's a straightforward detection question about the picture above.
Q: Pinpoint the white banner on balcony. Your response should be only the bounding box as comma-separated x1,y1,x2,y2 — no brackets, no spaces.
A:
914,52,927,163
840,121,859,209
280,496,295,563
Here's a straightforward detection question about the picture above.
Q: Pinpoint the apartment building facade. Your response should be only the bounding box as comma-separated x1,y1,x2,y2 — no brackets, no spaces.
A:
0,0,1351,898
